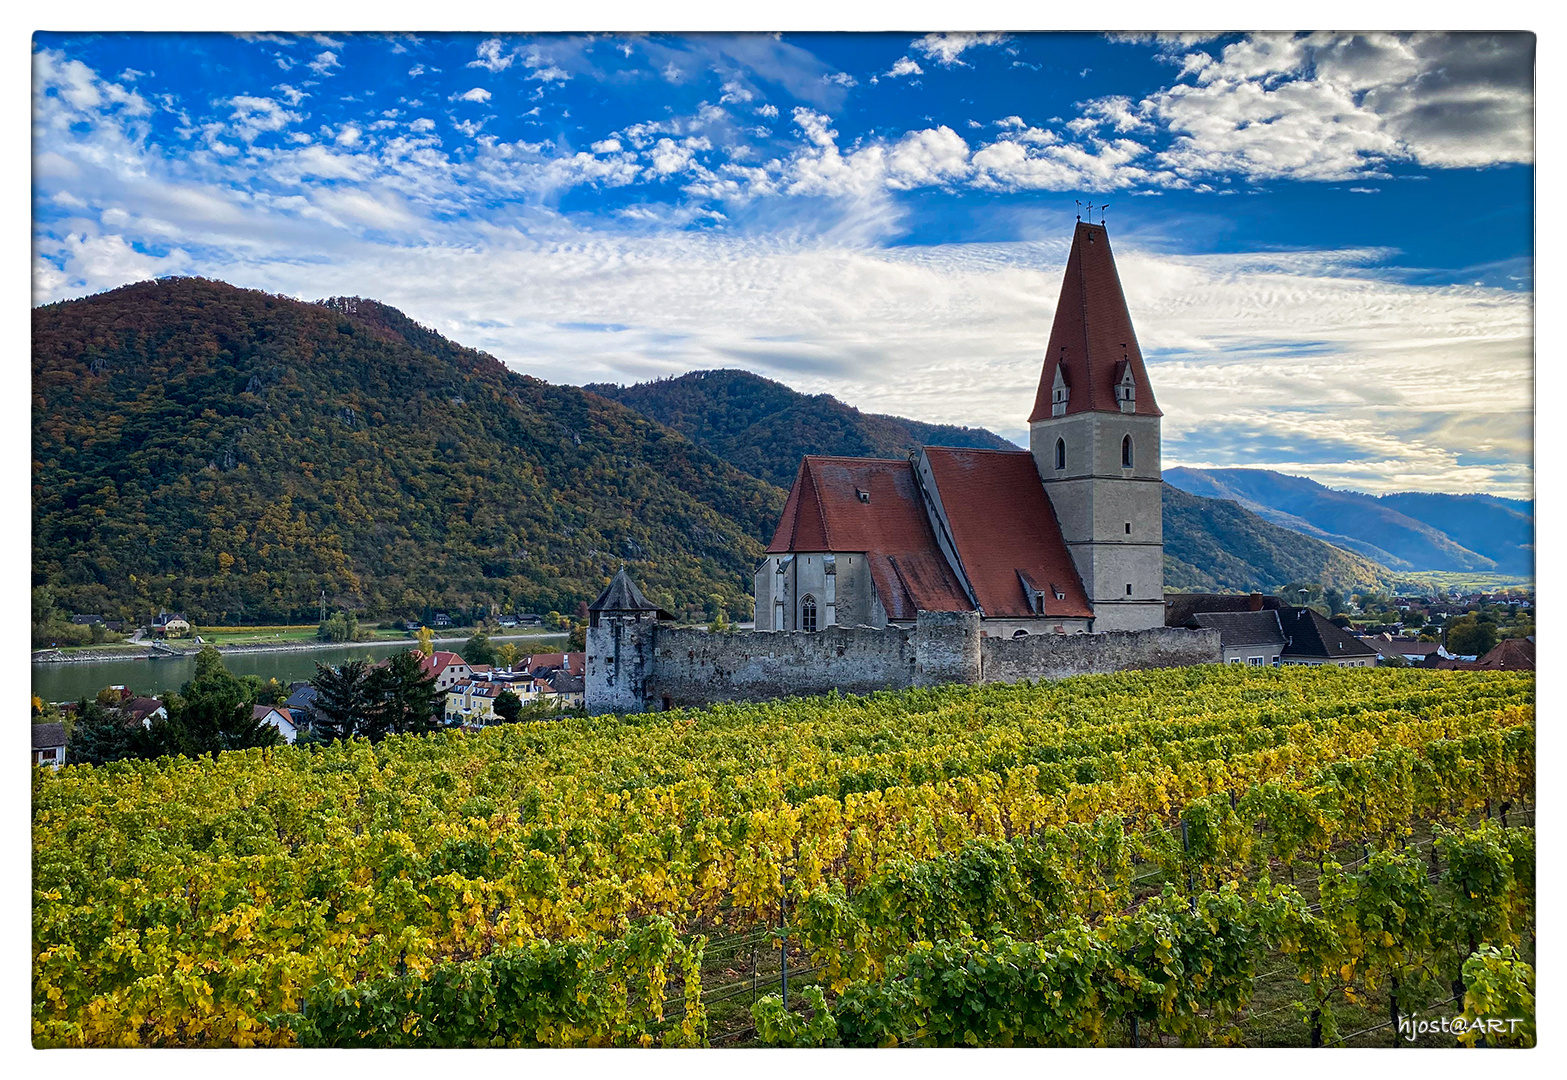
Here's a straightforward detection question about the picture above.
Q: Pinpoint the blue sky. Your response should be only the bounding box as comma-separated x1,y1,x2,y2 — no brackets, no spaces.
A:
31,30,1535,497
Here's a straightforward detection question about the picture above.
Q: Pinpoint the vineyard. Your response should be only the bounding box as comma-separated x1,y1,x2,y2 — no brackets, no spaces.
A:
32,665,1534,1047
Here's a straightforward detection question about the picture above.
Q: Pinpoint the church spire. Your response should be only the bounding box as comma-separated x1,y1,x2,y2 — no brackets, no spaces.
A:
1028,221,1161,423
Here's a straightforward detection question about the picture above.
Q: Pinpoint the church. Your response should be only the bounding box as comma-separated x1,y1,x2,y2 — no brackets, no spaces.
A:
754,219,1165,637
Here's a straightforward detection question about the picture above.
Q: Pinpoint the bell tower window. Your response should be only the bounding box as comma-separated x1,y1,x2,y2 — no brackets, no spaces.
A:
1054,438,1066,471
1122,435,1134,469
800,595,818,632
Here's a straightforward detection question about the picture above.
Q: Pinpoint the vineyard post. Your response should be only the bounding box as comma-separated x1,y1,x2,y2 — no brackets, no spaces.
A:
1389,976,1400,1048
780,876,790,1010
1180,818,1195,913
1130,1015,1139,1048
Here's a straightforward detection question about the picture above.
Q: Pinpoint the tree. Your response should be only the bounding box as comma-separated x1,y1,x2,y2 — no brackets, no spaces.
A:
309,658,376,742
150,647,279,757
1446,615,1499,658
496,642,518,671
493,689,523,725
368,651,444,738
67,697,139,766
318,610,362,643
255,677,288,706
416,626,436,657
565,621,586,653
462,632,497,667
1403,610,1427,629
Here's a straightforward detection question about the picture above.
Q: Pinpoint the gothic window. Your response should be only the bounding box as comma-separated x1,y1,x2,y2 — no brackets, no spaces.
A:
1055,438,1066,471
1122,435,1134,468
801,595,818,632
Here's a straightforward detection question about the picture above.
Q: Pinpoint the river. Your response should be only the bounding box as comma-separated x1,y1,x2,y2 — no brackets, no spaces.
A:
32,634,566,703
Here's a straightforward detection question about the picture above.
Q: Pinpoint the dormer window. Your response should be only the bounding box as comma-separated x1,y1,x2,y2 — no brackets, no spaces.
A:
1051,364,1070,417
1115,357,1136,414
855,488,870,504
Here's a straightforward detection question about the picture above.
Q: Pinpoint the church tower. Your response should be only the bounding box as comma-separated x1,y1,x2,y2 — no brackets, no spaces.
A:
1029,221,1164,632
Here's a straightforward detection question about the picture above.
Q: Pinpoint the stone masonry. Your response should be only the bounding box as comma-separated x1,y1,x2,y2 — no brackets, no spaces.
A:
586,610,1220,713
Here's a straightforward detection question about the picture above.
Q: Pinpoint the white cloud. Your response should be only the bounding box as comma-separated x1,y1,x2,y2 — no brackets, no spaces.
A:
453,87,492,103
591,138,622,154
224,95,302,142
824,72,857,88
885,56,923,78
408,64,426,77
911,33,1011,67
409,117,436,133
1147,32,1533,182
468,39,513,73
307,51,342,76
335,124,361,146
719,80,752,104
758,103,778,118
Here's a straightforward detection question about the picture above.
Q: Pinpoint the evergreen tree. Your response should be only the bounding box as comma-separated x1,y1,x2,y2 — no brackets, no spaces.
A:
368,651,445,738
309,658,376,742
66,697,139,766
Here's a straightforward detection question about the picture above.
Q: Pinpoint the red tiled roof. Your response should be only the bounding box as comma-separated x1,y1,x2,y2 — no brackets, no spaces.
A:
1029,222,1161,422
418,650,467,676
521,652,585,677
920,448,1092,619
1441,637,1534,671
766,456,972,620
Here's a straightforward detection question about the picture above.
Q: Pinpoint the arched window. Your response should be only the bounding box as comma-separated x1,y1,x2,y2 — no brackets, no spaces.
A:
1055,438,1066,471
1121,435,1134,468
800,595,818,632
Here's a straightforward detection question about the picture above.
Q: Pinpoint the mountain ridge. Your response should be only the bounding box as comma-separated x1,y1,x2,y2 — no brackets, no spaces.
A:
584,369,1019,490
32,278,783,624
1164,466,1533,576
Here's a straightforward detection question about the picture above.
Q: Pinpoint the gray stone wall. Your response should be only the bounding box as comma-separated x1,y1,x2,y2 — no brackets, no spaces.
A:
588,614,1220,713
981,625,1220,684
644,622,916,709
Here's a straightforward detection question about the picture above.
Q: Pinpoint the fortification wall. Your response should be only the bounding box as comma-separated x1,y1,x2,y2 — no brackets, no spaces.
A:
590,617,1221,713
644,623,915,708
980,625,1221,683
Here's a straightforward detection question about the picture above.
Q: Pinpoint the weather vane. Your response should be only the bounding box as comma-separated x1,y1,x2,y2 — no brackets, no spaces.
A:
1075,199,1084,222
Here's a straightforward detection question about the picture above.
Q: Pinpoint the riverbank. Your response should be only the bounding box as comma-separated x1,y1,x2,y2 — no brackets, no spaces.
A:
31,631,565,665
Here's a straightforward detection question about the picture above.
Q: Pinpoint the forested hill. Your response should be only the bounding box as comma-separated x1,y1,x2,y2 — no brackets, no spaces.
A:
32,278,784,625
584,369,1018,489
1162,483,1396,594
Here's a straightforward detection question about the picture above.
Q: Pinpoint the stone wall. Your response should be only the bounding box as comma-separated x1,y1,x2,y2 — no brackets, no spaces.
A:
642,622,916,709
588,613,1220,713
980,625,1221,684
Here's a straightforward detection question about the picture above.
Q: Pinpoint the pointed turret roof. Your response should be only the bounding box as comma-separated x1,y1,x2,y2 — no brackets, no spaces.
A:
1028,221,1161,422
588,569,672,618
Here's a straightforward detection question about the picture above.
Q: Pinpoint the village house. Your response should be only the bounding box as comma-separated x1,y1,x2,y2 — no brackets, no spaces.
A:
419,650,472,692
33,723,66,768
1276,608,1380,667
252,704,298,744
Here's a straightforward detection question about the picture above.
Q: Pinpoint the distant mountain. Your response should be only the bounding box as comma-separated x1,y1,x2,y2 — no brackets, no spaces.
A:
32,279,784,624
1375,491,1533,577
585,369,1019,490
1164,467,1531,575
1161,483,1397,594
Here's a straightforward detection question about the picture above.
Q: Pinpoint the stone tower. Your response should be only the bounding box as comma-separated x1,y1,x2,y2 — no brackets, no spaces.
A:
1028,221,1164,632
584,568,669,714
